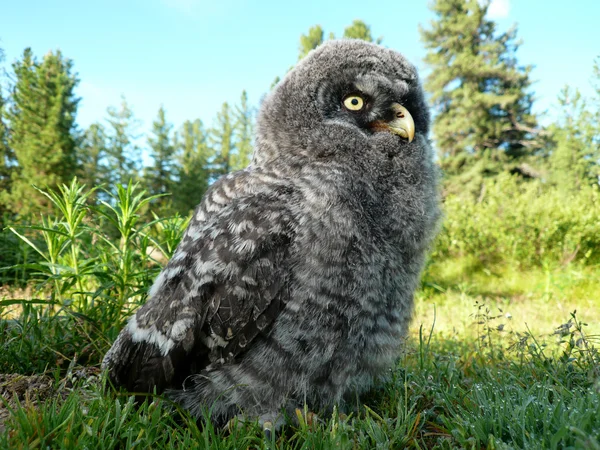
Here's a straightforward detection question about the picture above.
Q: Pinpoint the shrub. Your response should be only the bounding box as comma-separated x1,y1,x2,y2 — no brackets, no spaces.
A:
433,174,600,268
0,179,188,371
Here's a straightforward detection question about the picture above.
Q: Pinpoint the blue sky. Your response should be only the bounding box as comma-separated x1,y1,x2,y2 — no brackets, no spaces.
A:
1,0,599,136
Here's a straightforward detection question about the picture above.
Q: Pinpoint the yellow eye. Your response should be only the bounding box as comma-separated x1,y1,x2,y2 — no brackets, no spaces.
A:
343,95,364,111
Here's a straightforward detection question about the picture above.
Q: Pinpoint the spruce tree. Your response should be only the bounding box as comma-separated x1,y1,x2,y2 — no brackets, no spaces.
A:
145,106,176,214
298,21,381,61
0,47,14,217
77,122,108,203
209,102,234,179
173,119,212,214
0,48,79,216
343,20,382,43
593,56,600,96
105,97,140,190
231,90,254,170
593,56,600,119
548,87,599,191
420,0,540,180
298,25,324,60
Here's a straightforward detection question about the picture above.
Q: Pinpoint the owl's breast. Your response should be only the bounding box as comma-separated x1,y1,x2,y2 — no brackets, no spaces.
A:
284,174,412,355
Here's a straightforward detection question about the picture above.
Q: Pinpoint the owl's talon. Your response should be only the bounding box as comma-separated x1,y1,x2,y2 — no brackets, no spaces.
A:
295,408,319,427
263,421,273,440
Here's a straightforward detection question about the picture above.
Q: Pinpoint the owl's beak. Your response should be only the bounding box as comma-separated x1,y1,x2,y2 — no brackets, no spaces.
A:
370,103,415,143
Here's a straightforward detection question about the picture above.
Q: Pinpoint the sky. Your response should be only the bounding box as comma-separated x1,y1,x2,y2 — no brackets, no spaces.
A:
1,0,599,137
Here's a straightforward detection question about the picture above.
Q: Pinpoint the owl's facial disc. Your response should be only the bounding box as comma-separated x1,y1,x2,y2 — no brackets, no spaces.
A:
369,103,415,143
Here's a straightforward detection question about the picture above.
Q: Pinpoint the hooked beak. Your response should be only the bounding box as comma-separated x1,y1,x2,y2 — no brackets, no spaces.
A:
369,103,415,143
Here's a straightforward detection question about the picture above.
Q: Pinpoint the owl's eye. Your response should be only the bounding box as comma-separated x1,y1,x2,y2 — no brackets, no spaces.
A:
343,95,365,111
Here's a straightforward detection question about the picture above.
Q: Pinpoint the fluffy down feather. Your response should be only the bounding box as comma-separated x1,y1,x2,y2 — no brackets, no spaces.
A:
102,39,440,425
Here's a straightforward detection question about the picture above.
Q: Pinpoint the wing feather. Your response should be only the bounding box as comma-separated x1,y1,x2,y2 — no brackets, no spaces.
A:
102,170,295,394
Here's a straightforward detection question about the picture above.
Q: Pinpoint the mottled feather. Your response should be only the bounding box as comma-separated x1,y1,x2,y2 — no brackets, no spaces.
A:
103,39,440,425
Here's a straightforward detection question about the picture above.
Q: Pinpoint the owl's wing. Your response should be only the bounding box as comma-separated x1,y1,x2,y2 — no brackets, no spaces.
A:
102,171,294,395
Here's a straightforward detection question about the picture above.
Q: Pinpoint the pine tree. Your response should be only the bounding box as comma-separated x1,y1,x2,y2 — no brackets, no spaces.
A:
0,47,14,217
420,0,540,178
231,90,254,170
0,48,79,216
343,20,382,43
209,102,234,179
145,105,176,214
593,56,600,97
105,96,141,190
173,119,212,214
548,88,599,191
297,21,382,62
593,56,600,117
298,25,324,60
77,122,109,203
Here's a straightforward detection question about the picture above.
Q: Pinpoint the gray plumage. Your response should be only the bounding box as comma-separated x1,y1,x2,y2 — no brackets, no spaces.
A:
102,39,440,425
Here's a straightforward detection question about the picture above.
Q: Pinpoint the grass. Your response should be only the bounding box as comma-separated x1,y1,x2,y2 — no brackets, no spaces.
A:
417,257,600,339
0,179,599,448
1,296,598,449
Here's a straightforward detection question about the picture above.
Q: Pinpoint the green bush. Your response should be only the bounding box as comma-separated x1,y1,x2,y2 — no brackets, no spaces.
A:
434,174,600,268
0,179,188,372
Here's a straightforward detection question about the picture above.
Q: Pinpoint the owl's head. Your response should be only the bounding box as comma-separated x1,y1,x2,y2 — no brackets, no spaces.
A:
254,39,430,166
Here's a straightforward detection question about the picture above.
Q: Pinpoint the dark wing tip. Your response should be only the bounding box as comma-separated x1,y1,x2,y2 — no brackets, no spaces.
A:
103,327,210,396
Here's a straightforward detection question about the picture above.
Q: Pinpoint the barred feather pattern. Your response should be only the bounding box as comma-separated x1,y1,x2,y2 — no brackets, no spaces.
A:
102,39,440,425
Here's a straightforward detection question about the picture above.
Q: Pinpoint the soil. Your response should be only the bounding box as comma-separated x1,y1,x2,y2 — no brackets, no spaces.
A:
0,367,101,433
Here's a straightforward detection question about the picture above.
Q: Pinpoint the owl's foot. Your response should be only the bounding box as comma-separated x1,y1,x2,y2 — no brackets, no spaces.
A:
294,408,319,428
226,411,287,440
263,409,319,440
226,407,322,439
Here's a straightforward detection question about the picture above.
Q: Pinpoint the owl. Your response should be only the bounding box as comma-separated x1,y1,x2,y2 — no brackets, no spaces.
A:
102,39,440,430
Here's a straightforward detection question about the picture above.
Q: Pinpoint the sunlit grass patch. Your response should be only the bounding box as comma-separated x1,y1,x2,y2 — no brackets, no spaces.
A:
416,257,600,340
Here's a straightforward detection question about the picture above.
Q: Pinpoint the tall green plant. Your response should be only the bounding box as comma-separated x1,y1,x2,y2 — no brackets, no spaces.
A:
9,179,93,307
2,179,188,367
95,181,165,315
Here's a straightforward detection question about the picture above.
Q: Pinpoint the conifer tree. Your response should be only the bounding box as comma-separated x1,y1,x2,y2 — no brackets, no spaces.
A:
593,56,600,116
0,47,13,217
343,20,382,43
298,25,324,60
105,97,141,190
297,21,381,62
232,90,254,170
0,48,79,216
173,119,212,214
420,0,540,178
209,102,234,179
548,87,600,190
78,122,109,203
145,106,176,213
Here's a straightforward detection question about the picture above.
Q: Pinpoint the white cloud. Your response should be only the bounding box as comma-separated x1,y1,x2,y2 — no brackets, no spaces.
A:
487,0,510,19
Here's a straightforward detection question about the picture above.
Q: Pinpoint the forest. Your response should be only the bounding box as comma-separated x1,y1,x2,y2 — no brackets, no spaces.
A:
0,0,599,448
